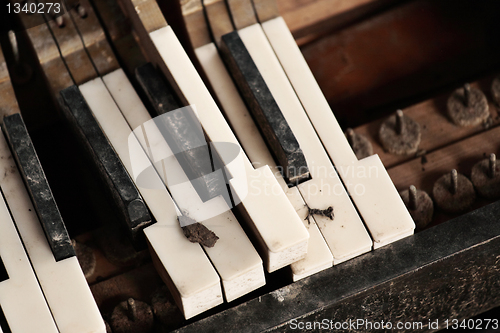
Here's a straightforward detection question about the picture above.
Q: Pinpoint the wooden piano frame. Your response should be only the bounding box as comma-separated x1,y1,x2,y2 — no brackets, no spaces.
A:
176,200,500,332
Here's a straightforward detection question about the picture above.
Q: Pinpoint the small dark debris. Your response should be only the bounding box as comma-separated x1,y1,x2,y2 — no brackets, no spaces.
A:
180,216,219,247
416,150,428,165
305,206,334,224
421,155,428,165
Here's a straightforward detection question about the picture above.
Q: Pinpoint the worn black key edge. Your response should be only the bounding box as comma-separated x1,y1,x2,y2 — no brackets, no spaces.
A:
135,63,231,205
220,31,309,185
0,255,7,283
0,303,12,333
59,85,152,248
2,113,75,262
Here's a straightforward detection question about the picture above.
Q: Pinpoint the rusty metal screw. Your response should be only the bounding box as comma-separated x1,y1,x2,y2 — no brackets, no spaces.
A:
400,185,433,229
110,298,154,333
433,169,476,213
447,83,489,127
379,110,421,155
471,153,500,199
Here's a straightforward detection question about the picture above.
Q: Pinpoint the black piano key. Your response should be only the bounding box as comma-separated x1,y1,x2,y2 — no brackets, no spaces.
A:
135,63,230,204
0,304,11,333
220,31,309,185
59,85,152,248
2,113,75,262
0,256,7,282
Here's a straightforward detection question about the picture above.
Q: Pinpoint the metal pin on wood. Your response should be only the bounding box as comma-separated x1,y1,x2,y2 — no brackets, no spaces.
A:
409,185,417,210
400,185,433,229
472,153,500,199
110,298,154,333
489,153,496,179
345,128,373,159
463,83,471,107
447,83,489,127
379,109,421,155
433,169,475,213
127,298,136,321
395,109,404,135
450,169,458,195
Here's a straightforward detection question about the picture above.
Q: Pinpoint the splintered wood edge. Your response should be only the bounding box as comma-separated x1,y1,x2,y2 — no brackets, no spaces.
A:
252,0,279,23
0,47,20,117
226,0,257,30
203,0,235,46
180,0,212,49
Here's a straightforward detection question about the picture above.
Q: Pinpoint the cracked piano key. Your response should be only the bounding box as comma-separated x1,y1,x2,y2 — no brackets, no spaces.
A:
100,69,266,302
65,79,222,318
0,127,106,333
59,86,153,248
0,188,58,333
144,25,309,272
116,0,308,271
193,34,332,280
2,113,75,262
135,63,229,204
235,23,373,262
259,16,415,248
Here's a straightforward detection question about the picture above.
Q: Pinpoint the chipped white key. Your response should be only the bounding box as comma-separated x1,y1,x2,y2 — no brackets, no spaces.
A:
120,0,309,271
68,81,221,318
195,42,332,280
0,129,105,333
260,17,415,247
235,23,372,263
83,72,265,303
146,25,308,272
0,178,58,333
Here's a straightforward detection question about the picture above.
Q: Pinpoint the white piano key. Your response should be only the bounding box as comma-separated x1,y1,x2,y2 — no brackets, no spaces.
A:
82,73,265,304
148,26,309,272
261,17,357,166
0,180,58,333
194,42,333,280
0,129,104,333
260,17,415,247
339,156,415,248
237,24,373,262
77,78,223,317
